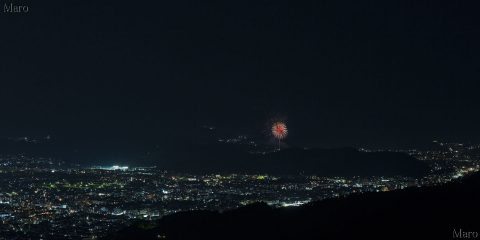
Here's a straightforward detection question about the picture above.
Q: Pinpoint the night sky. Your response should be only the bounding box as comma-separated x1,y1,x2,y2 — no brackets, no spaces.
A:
1,0,480,156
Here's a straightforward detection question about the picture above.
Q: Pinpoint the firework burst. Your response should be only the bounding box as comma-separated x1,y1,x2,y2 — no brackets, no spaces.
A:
272,122,288,150
272,122,288,140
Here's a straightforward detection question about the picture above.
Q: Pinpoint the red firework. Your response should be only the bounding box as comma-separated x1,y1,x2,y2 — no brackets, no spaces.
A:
272,122,288,140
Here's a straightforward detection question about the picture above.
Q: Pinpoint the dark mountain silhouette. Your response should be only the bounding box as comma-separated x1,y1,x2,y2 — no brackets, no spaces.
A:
0,136,427,177
105,173,480,240
0,137,149,165
153,144,428,177
0,138,55,156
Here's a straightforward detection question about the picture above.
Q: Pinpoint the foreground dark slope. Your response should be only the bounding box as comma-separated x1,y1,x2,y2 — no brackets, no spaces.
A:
107,173,480,240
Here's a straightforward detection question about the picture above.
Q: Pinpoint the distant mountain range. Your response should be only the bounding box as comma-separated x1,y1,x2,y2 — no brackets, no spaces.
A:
0,136,428,176
0,137,55,156
105,172,480,240
152,143,428,177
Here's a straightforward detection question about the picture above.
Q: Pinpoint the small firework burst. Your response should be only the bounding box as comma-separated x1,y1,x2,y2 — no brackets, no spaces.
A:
272,122,288,150
272,122,288,140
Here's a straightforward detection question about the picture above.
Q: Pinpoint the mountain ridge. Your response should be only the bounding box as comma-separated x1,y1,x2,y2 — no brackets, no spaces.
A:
153,144,428,177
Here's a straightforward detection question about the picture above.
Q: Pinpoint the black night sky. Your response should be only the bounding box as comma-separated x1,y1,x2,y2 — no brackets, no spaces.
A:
1,0,480,161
